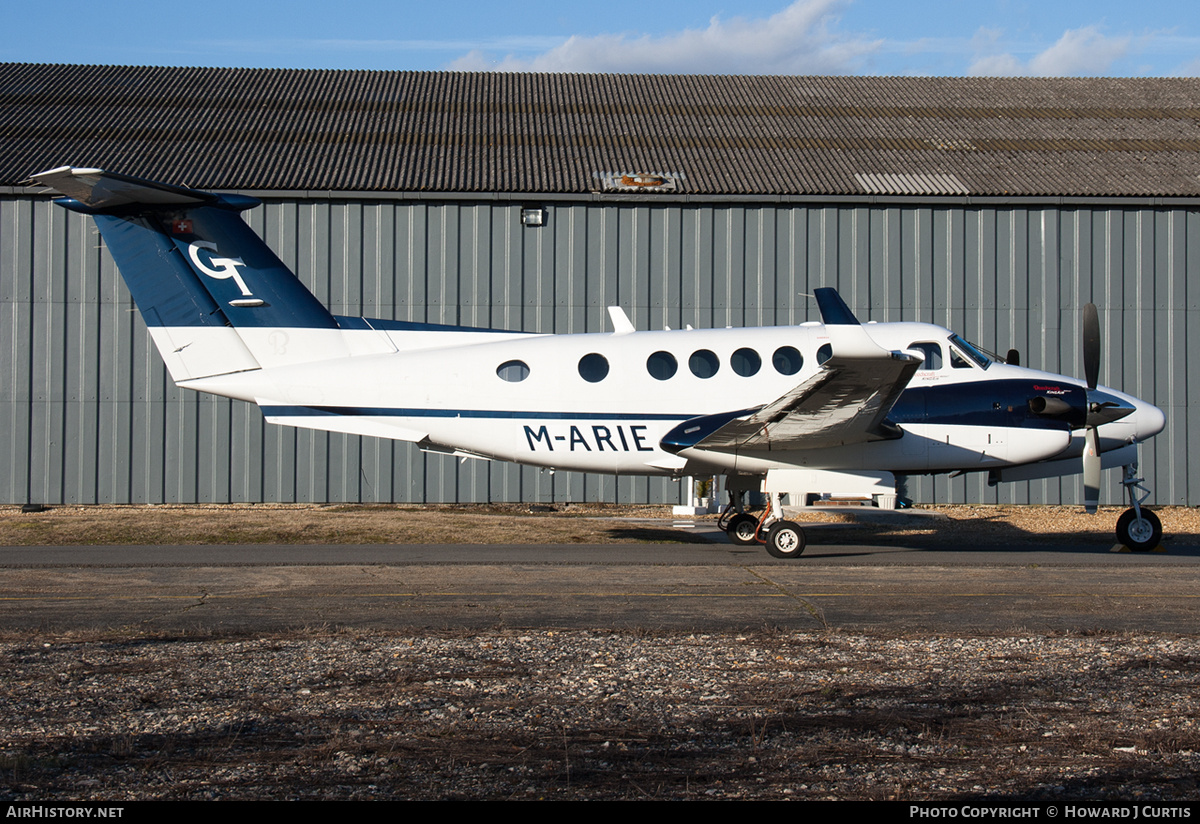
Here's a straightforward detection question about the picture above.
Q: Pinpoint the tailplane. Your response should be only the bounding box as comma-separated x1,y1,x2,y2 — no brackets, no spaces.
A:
32,167,349,380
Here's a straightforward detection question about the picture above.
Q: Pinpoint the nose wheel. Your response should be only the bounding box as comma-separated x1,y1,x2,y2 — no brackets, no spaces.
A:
1115,462,1163,552
1116,507,1162,552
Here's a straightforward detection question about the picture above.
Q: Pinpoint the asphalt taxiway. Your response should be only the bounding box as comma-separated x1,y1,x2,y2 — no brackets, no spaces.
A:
2,536,1198,634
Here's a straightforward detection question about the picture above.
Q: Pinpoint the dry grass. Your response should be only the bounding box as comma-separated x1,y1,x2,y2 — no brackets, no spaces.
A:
0,503,706,546
2,502,1197,547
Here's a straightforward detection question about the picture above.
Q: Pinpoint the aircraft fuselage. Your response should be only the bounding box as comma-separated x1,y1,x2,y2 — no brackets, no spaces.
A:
181,318,1163,478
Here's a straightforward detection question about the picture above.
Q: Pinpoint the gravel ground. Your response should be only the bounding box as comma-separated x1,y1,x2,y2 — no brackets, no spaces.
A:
2,629,1198,801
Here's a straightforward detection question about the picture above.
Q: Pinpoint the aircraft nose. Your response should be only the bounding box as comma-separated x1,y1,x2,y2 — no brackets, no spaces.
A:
1132,398,1166,442
1092,387,1165,450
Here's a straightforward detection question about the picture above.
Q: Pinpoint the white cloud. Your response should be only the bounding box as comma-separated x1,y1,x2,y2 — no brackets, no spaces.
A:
1029,26,1131,74
1171,55,1200,76
968,25,1132,76
447,0,881,74
967,53,1026,76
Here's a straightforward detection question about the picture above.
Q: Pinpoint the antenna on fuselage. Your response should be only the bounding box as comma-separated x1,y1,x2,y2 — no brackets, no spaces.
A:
607,306,635,334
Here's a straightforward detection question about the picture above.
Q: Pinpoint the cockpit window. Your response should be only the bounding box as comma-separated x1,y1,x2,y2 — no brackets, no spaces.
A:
908,342,943,371
947,334,991,369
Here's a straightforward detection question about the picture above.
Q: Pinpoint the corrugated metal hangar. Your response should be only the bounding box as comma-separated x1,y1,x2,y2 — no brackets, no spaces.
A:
2,64,1198,506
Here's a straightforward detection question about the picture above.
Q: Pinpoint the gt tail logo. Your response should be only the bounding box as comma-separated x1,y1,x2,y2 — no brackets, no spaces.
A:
188,240,253,296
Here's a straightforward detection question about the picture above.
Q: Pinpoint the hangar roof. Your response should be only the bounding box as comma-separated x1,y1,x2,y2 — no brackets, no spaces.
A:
3,63,1200,199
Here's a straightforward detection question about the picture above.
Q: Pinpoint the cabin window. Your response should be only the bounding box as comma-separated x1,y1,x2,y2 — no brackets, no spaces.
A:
646,351,677,380
689,349,720,378
909,342,943,371
496,360,530,382
773,346,803,375
578,353,610,382
731,348,761,377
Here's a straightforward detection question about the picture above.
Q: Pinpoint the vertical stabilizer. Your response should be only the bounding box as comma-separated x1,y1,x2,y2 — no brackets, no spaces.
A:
32,167,351,379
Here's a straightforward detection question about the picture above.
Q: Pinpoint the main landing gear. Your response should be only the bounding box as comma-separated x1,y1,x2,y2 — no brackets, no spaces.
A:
1114,462,1162,552
717,490,807,559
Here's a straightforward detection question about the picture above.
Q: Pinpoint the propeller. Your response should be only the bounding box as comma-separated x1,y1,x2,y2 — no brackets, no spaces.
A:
1082,303,1101,514
1024,302,1133,512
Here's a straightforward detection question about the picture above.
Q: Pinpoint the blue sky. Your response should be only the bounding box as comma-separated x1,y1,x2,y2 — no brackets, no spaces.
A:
4,0,1198,76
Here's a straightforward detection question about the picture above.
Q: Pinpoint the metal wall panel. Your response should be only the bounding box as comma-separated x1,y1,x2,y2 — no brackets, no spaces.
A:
2,194,1195,506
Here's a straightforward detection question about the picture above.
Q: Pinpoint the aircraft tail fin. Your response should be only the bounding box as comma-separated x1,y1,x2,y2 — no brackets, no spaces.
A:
32,167,349,380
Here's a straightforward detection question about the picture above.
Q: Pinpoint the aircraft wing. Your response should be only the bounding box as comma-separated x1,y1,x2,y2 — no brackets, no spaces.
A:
662,289,922,453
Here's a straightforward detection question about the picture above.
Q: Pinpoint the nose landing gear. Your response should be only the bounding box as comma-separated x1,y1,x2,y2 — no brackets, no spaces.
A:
1115,462,1162,552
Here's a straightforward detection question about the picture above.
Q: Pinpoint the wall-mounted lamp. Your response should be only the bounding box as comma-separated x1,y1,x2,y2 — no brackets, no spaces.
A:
521,207,546,227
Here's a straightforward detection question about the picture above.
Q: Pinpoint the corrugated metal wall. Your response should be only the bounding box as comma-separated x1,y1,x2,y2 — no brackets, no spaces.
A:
2,194,1195,505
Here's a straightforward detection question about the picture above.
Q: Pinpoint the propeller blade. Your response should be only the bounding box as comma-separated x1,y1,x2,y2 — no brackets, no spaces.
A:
1083,302,1100,391
1083,427,1101,515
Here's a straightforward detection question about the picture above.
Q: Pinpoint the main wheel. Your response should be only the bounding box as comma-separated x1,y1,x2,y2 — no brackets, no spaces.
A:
1116,508,1162,552
725,513,761,546
764,520,806,559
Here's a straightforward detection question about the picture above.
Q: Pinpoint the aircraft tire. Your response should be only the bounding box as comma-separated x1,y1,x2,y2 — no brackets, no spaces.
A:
1116,508,1162,552
764,520,806,559
726,513,761,546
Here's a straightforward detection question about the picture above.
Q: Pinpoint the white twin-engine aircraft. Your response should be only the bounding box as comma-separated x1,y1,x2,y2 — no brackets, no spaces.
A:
33,167,1167,557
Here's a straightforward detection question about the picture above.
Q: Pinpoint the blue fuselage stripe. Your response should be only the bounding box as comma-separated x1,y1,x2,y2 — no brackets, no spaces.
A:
261,379,1084,433
261,406,696,421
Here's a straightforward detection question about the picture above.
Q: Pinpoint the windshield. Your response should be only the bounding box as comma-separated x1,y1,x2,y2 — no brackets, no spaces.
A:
947,334,992,369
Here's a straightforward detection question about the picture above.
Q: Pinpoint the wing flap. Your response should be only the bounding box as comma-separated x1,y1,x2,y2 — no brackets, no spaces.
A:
734,348,919,449
666,349,919,453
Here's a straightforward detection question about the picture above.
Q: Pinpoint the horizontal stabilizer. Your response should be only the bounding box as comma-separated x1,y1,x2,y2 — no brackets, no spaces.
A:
32,167,218,210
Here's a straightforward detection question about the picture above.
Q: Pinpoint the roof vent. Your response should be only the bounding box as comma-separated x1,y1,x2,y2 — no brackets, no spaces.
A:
595,171,684,193
854,173,970,196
